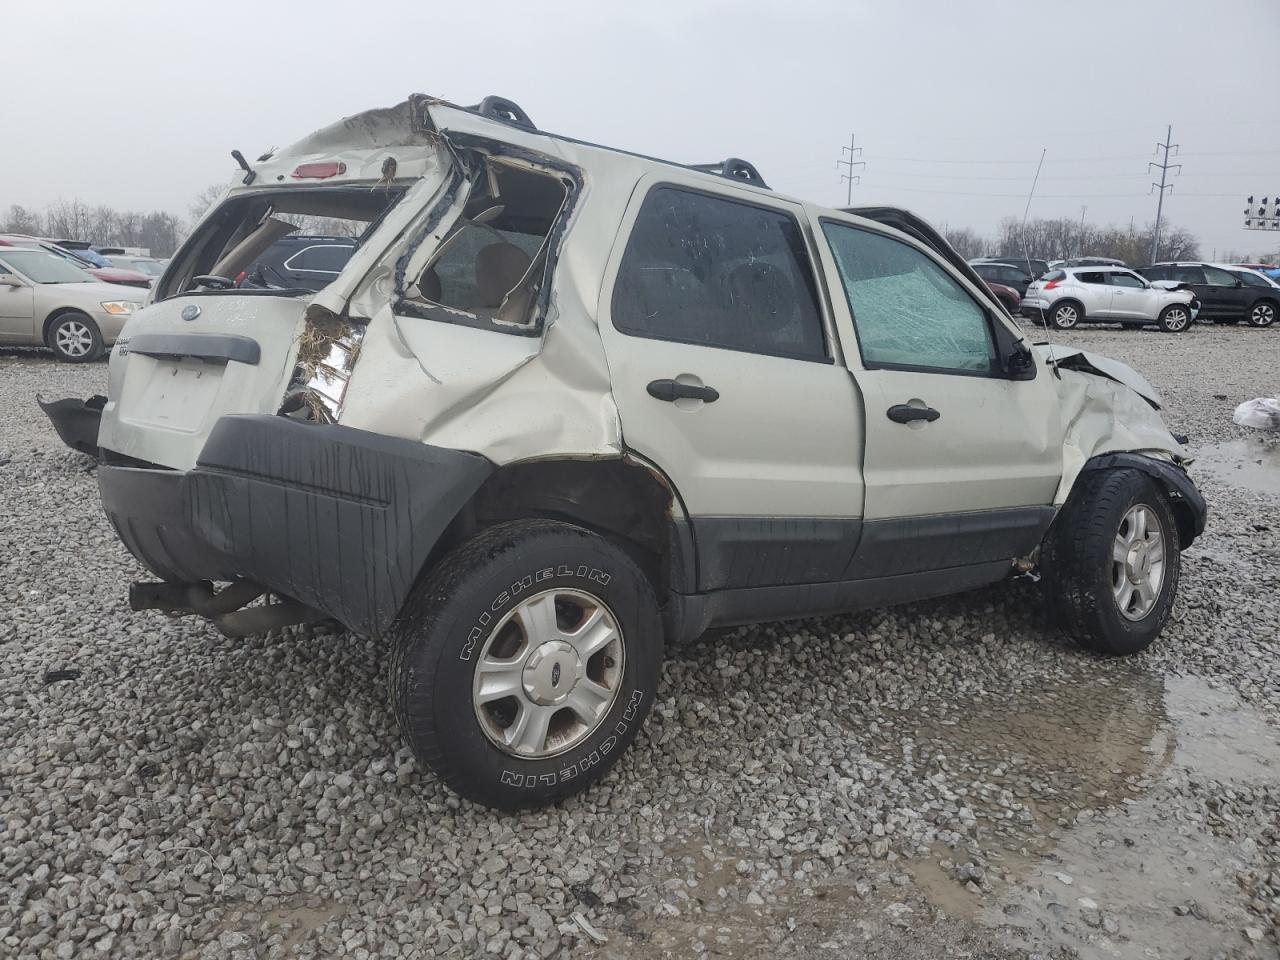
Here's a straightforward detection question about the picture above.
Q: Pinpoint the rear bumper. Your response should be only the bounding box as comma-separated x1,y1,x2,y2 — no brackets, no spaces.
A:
38,395,106,456
99,415,493,636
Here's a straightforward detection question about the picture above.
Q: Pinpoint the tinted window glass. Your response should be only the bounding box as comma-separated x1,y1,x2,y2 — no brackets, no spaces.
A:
1143,265,1169,281
613,187,827,361
1108,272,1145,288
1041,270,1066,283
1238,271,1271,288
822,221,995,374
1202,265,1236,287
288,245,353,273
1172,265,1205,284
1078,272,1107,285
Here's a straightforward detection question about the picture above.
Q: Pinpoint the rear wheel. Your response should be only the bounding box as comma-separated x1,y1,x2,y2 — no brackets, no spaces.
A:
389,520,662,810
1041,469,1180,656
1157,304,1191,333
47,312,104,362
1050,301,1082,329
1248,300,1276,327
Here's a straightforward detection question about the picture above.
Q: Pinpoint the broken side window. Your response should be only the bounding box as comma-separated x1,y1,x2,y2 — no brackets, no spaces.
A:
822,221,997,375
403,160,570,331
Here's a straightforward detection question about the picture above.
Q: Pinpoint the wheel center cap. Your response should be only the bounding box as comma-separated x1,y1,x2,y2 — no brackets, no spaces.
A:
1127,545,1151,583
522,640,583,706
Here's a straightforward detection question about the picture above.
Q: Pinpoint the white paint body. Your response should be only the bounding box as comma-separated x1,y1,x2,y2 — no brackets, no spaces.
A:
102,97,1187,528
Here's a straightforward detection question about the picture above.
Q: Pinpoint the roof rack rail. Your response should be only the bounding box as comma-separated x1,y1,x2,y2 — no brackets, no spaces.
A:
689,157,769,189
468,95,537,131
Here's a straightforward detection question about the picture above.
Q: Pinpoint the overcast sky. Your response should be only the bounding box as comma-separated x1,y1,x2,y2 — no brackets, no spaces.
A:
8,0,1279,256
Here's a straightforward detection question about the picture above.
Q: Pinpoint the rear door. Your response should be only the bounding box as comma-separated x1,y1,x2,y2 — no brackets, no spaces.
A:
598,175,865,589
813,216,1062,574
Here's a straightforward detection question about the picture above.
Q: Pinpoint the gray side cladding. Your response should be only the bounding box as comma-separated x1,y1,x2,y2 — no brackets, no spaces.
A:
187,416,493,636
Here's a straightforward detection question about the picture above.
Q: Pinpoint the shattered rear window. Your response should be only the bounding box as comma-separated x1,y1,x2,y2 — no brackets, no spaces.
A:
158,186,404,300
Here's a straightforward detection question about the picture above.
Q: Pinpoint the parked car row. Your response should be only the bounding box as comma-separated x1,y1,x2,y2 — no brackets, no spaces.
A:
0,247,144,361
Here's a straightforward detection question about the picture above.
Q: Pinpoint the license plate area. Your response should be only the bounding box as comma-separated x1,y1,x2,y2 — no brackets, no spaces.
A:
125,359,227,434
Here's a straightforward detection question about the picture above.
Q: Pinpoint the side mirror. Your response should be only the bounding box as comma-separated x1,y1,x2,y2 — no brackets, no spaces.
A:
1004,340,1036,381
0,273,22,287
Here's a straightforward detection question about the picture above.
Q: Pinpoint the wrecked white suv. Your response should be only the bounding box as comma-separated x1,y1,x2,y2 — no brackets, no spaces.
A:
45,94,1206,810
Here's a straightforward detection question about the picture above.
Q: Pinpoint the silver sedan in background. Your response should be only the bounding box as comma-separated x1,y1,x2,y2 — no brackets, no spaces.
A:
0,248,143,361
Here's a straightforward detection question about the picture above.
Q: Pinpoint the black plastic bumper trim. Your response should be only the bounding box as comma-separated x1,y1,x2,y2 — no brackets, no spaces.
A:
99,416,493,636
1081,452,1207,546
37,395,105,456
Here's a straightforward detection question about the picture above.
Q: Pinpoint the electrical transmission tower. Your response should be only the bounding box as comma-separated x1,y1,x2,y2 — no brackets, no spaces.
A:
836,134,865,206
1148,125,1181,263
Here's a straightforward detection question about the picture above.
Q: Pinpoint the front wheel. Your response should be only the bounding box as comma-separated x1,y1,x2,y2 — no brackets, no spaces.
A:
1248,300,1276,327
1157,304,1191,333
389,520,662,810
1041,469,1181,656
48,313,104,362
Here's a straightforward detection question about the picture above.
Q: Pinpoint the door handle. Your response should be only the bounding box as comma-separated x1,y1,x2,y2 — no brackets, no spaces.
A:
886,403,940,424
647,379,720,403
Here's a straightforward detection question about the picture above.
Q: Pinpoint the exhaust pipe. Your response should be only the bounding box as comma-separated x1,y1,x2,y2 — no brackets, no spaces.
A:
129,578,325,638
129,579,265,617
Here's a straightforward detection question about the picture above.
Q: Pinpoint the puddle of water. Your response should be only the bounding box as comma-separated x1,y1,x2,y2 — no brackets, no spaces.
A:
895,669,1280,959
1193,438,1280,495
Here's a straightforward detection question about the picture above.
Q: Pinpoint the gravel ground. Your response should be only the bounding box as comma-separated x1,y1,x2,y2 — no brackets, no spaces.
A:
1,323,1278,960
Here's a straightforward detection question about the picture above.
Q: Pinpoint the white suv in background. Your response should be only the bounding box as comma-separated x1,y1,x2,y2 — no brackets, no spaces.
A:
1023,266,1199,332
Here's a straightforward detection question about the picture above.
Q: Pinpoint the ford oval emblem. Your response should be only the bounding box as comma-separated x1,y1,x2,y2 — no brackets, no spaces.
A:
181,305,201,322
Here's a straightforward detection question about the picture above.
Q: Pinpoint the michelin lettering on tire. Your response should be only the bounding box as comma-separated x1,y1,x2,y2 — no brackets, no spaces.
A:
460,564,614,662
499,689,644,787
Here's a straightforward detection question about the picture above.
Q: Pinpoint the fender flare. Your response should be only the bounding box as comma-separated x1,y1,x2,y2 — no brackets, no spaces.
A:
1078,452,1206,548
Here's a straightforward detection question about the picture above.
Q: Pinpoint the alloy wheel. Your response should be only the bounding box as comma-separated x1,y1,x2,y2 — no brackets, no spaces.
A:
1250,303,1275,327
1053,304,1078,329
1111,504,1166,621
1163,308,1189,332
54,320,94,358
471,588,625,758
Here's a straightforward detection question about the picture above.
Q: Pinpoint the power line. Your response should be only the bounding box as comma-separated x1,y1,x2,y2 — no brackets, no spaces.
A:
1149,125,1181,263
836,133,865,206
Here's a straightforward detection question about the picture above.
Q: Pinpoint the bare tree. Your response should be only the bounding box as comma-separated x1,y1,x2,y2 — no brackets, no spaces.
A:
188,183,228,228
942,226,987,260
2,204,44,235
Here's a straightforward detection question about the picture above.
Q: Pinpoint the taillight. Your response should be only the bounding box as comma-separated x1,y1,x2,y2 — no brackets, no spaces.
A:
233,270,246,287
1044,279,1062,290
291,161,346,180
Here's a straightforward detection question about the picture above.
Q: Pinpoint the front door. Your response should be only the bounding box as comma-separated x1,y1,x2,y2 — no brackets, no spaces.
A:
598,175,866,590
814,216,1062,576
1199,264,1249,320
1106,269,1159,320
0,260,35,342
1074,270,1116,318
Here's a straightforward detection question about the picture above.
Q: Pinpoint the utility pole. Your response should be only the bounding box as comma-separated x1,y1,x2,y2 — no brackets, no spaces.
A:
1148,125,1181,263
836,133,865,206
1077,205,1087,256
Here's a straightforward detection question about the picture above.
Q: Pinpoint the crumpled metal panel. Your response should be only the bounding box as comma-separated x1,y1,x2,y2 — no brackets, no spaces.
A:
1051,367,1185,505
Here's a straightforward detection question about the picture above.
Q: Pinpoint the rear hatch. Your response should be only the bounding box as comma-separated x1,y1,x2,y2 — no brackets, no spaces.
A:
96,97,454,470
98,293,308,469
